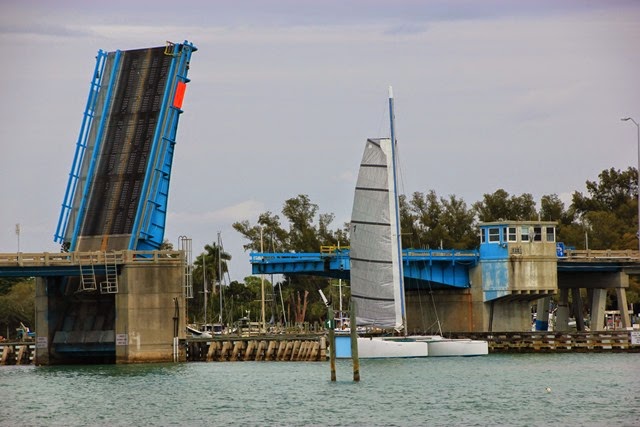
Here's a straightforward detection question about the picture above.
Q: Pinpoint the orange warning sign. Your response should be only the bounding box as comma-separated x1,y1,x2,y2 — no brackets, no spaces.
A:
173,81,187,109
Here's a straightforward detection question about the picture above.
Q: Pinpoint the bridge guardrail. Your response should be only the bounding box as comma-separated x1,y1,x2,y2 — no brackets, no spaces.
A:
0,250,184,267
561,249,640,261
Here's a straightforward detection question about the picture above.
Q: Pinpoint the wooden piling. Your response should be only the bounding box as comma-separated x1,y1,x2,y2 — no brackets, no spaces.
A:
328,306,336,381
256,341,266,361
266,340,277,360
206,341,219,361
350,300,360,382
277,341,285,360
231,341,244,361
244,340,256,361
0,345,12,365
309,342,319,361
219,341,230,360
290,340,301,361
283,341,294,360
16,346,27,365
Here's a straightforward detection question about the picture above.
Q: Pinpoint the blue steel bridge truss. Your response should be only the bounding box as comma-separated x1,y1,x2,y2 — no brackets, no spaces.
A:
250,249,480,290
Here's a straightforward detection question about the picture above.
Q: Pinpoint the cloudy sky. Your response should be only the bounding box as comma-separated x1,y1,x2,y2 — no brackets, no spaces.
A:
1,0,639,281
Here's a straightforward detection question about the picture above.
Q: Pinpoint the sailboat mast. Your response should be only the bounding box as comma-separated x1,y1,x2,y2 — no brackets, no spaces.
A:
217,231,223,324
203,255,207,326
388,86,407,333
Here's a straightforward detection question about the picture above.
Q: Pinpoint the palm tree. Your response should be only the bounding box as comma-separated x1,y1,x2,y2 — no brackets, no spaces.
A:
190,241,232,324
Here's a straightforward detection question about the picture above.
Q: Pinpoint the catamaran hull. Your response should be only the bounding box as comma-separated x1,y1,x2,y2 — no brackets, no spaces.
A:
334,335,488,358
357,337,430,358
423,339,488,357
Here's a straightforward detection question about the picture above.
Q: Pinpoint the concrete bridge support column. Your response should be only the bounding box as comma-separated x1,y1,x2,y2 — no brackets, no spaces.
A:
115,262,186,363
34,277,51,365
571,288,585,331
590,288,607,331
616,288,631,329
555,288,570,331
535,296,551,331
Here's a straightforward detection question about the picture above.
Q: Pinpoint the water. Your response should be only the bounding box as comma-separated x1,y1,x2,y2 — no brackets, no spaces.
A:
1,354,638,426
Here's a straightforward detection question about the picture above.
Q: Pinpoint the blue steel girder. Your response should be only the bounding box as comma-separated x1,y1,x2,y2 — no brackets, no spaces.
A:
250,249,478,288
130,41,197,251
54,50,108,244
250,252,350,280
69,49,123,251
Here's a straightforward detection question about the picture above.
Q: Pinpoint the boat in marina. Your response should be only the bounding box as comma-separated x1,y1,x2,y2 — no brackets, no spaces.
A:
186,325,212,339
339,87,487,358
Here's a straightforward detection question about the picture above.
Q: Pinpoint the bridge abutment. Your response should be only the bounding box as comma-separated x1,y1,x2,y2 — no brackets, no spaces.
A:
32,252,186,365
115,263,186,363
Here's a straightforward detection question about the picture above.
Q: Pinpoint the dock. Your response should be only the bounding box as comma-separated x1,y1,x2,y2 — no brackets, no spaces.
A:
2,330,638,365
186,334,327,362
0,342,35,365
452,330,640,353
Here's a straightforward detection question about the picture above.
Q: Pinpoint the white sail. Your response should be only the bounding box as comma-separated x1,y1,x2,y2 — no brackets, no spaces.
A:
350,138,404,329
337,88,487,358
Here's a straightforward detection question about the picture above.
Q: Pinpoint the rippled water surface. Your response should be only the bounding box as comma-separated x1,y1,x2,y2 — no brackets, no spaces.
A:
1,354,638,426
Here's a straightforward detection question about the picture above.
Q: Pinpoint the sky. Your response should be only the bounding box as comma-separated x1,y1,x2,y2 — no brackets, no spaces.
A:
1,0,639,282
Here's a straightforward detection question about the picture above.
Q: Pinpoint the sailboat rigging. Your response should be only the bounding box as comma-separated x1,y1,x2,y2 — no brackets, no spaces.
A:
341,87,488,358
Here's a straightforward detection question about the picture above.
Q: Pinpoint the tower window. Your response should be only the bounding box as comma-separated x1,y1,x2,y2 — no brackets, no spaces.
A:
546,226,555,242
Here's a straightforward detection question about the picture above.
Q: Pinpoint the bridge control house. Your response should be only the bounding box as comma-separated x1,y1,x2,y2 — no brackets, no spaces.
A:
403,221,559,333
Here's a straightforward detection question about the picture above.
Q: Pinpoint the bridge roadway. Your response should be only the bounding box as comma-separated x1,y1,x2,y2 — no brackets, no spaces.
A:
251,248,480,289
1,249,638,287
0,250,183,277
250,248,640,290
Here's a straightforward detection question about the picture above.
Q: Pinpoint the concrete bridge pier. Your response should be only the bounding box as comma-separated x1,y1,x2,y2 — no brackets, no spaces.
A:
558,270,631,332
33,252,187,365
535,296,551,331
555,288,570,331
590,288,608,331
115,262,186,363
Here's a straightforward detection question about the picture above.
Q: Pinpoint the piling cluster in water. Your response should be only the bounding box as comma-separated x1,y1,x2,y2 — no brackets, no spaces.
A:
187,336,327,362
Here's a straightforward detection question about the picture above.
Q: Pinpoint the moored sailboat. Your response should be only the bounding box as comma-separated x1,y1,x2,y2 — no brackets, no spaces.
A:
338,87,487,358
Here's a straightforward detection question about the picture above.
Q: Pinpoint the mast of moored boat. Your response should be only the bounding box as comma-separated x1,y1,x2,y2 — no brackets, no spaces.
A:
388,86,407,336
217,231,223,325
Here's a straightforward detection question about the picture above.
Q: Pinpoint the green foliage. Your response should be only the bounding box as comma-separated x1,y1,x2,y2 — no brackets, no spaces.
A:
573,167,637,214
0,277,22,296
401,191,477,249
0,279,35,339
233,194,349,253
472,189,537,222
571,167,638,250
233,167,640,310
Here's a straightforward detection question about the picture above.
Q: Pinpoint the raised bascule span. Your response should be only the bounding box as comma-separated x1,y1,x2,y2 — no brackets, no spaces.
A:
54,41,197,253
26,41,197,364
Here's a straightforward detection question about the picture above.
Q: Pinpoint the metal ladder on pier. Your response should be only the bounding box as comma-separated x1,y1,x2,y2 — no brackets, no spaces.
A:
100,252,118,294
78,254,97,292
179,236,193,299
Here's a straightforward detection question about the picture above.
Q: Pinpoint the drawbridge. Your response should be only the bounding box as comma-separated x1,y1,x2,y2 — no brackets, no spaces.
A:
22,41,197,364
54,41,197,252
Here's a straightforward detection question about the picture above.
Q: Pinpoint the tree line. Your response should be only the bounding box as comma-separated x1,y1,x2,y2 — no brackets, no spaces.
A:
229,166,639,326
1,167,637,338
